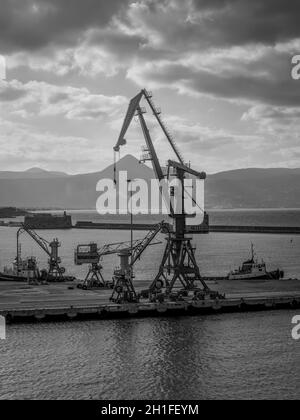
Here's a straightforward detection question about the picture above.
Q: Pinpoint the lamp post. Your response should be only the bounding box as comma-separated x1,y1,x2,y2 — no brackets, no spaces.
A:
127,180,134,264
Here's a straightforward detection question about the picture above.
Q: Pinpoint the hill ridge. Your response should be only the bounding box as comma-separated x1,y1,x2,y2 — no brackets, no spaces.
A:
0,155,299,209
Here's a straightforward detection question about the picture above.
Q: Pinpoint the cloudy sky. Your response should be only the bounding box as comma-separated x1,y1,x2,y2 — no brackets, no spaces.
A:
0,0,299,174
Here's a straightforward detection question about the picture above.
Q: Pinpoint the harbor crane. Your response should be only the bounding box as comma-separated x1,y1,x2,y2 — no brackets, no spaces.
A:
113,89,220,301
74,221,165,301
110,221,165,303
17,224,67,282
75,239,147,290
75,242,107,289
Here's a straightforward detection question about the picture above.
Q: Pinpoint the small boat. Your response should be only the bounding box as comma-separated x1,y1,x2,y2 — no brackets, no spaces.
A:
228,244,284,281
0,256,76,283
0,256,40,282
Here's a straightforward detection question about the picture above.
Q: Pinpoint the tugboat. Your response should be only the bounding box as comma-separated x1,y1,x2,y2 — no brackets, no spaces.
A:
0,256,75,283
0,256,40,282
228,244,284,281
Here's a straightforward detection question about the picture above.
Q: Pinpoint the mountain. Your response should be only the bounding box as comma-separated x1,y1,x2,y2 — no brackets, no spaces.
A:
0,167,69,180
0,155,153,209
0,156,299,209
206,168,300,209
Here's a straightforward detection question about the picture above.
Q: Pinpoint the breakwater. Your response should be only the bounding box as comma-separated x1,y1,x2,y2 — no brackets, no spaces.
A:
74,221,300,234
209,225,300,234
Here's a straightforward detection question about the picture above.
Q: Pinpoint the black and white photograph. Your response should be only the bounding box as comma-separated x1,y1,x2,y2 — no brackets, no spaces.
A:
0,0,300,404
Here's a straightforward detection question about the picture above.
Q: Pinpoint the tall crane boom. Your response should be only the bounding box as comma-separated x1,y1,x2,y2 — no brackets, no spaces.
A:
137,107,165,184
112,89,217,300
114,91,144,153
130,221,165,266
143,90,184,165
113,91,176,216
20,224,52,257
114,89,184,165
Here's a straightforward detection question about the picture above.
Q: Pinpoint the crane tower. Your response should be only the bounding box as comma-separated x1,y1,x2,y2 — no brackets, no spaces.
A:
113,90,219,300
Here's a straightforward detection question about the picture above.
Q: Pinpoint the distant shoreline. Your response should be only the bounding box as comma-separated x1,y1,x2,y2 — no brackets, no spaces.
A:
22,207,300,212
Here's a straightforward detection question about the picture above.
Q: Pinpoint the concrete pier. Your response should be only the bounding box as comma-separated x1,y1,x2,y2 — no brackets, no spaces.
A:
74,222,300,235
0,279,299,323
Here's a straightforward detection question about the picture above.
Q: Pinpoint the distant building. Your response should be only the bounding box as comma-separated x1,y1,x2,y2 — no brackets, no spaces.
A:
24,211,72,230
0,207,28,219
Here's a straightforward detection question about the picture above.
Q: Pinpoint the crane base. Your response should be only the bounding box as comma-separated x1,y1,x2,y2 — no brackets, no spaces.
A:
149,235,212,297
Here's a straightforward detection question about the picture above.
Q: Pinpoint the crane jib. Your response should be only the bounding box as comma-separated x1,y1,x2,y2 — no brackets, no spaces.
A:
114,91,144,152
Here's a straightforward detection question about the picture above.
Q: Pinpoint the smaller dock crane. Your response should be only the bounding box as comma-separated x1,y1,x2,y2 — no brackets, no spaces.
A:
75,243,108,290
75,240,144,291
74,222,165,301
17,224,68,282
110,221,165,303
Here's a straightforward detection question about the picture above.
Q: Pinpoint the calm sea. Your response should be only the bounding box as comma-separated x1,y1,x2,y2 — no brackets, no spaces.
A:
0,209,299,400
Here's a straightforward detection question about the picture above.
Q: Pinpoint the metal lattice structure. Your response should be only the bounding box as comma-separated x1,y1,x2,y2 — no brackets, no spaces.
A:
110,221,165,303
17,225,65,281
113,89,219,300
74,223,164,297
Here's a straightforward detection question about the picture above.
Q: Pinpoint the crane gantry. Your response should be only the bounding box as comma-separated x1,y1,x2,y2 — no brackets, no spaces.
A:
113,89,220,301
74,221,165,300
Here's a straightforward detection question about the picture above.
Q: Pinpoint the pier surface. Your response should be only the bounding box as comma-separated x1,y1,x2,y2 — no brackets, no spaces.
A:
0,279,299,323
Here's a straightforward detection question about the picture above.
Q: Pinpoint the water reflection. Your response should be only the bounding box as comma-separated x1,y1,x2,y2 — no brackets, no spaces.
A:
0,310,299,399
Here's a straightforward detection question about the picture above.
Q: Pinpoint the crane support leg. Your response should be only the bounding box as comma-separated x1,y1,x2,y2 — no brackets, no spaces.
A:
81,264,107,290
110,274,138,304
110,251,138,304
149,236,210,298
47,261,64,282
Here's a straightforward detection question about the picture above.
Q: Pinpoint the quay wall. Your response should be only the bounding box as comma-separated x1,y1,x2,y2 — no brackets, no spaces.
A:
1,293,300,324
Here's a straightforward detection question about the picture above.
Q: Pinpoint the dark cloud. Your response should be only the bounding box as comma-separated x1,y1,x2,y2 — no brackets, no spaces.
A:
0,0,128,52
190,0,300,47
86,28,146,60
2,0,300,112
109,0,300,57
129,53,300,107
2,0,300,55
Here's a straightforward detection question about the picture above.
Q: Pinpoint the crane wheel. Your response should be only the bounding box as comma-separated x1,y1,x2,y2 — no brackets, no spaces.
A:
116,286,123,294
155,280,164,291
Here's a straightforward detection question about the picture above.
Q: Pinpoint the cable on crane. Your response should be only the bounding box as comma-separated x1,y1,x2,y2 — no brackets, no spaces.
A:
183,185,205,215
114,150,117,185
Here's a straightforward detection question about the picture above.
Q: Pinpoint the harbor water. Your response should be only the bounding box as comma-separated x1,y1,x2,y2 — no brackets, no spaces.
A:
0,311,299,400
0,210,299,399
